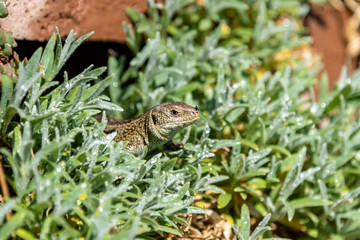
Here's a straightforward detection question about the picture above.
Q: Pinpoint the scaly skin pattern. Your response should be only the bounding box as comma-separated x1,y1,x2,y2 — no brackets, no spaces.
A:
99,102,200,156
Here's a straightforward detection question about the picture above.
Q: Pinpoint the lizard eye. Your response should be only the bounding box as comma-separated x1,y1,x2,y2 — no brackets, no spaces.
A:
171,110,178,115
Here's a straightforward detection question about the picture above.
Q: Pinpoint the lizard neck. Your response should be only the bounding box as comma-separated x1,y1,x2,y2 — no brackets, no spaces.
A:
145,109,171,150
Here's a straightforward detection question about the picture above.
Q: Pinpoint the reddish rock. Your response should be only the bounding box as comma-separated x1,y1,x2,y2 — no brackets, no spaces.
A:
0,0,147,42
305,4,358,91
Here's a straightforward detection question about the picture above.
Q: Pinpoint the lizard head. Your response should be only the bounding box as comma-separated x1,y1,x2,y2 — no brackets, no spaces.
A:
150,102,200,135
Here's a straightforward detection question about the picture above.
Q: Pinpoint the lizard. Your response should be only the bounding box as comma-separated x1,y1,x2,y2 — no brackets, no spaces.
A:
95,102,200,156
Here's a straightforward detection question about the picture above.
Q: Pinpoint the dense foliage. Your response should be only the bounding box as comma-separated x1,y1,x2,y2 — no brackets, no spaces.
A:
1,0,360,239
109,0,360,239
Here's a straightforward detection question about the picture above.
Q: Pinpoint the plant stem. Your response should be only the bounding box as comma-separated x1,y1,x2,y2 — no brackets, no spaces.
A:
0,154,11,221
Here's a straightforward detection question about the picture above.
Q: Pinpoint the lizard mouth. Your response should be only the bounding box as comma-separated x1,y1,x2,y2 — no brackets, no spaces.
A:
158,117,199,128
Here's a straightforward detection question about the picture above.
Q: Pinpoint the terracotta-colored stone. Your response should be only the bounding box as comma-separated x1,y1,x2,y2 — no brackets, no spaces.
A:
0,0,147,42
305,3,357,91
